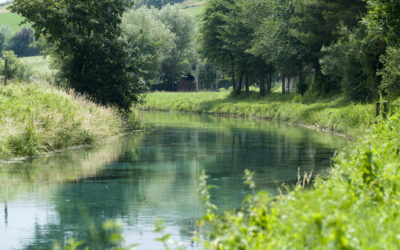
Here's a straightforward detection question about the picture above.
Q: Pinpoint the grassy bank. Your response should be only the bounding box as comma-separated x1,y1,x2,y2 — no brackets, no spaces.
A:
199,109,400,249
0,81,126,160
141,91,379,137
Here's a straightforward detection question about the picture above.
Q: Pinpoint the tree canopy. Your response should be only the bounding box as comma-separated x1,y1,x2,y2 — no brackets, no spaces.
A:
10,0,145,110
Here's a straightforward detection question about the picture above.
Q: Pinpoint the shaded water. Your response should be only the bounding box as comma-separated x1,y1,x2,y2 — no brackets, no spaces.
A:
0,112,347,249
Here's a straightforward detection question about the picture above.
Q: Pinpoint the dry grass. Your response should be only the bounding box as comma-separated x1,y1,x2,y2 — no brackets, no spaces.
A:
0,81,126,160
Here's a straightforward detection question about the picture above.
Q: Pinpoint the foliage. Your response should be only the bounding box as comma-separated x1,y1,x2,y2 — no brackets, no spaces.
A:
0,50,32,81
198,60,218,90
122,7,175,86
10,0,145,110
0,81,129,160
379,47,400,98
136,0,185,9
320,25,386,102
0,25,11,54
198,110,400,248
158,4,196,86
8,27,40,57
364,0,400,46
121,4,195,88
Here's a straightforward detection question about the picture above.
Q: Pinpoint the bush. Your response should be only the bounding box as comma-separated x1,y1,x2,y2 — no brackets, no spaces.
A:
0,50,32,81
320,26,386,102
8,27,40,57
379,47,400,98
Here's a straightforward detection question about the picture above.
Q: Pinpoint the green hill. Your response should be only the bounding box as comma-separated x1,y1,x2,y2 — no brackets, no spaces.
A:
0,4,30,33
176,0,206,18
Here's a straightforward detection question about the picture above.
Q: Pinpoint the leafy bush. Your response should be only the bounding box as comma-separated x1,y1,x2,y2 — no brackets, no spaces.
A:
320,26,386,102
379,47,400,98
0,50,32,81
8,27,40,57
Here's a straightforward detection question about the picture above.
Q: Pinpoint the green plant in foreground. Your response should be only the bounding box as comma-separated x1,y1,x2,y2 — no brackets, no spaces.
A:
197,113,400,249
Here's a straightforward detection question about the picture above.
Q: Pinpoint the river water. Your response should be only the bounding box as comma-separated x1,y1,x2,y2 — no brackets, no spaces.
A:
0,111,347,249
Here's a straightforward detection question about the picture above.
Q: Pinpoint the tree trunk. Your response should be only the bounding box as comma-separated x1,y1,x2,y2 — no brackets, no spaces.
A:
281,73,286,95
314,62,324,93
287,77,291,94
231,65,236,91
267,66,273,93
237,71,243,95
245,75,249,94
259,77,265,95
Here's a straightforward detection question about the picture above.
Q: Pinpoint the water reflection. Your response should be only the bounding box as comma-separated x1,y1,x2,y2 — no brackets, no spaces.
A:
0,112,347,249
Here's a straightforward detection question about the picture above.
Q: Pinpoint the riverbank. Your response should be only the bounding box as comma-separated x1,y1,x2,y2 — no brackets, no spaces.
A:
200,108,400,249
0,81,129,160
141,91,379,138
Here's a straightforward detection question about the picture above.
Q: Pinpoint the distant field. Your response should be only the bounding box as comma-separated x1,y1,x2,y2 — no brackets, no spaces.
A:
0,4,29,33
177,0,206,18
19,56,54,76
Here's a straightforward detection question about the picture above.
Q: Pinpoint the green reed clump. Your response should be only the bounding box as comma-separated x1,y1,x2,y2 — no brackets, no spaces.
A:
141,91,376,137
198,112,400,249
0,81,130,160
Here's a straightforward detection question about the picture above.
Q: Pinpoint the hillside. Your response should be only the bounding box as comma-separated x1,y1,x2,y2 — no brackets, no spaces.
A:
176,0,206,17
0,3,29,33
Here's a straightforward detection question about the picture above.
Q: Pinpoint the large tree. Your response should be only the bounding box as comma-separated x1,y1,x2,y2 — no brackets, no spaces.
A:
290,0,366,93
10,0,145,110
157,4,195,88
121,7,175,86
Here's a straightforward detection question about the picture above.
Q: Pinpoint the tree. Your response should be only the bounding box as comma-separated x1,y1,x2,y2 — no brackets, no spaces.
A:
10,0,145,110
0,25,12,55
320,25,386,102
9,27,40,57
290,0,366,94
365,0,400,46
248,0,307,95
157,4,195,88
200,0,238,91
135,0,184,9
121,7,175,86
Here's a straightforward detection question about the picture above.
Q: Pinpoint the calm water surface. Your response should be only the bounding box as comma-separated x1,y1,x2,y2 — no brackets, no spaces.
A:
0,112,347,249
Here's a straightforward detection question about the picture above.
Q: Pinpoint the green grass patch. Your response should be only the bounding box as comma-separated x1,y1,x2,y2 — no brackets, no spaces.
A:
141,91,377,137
0,81,126,160
176,0,206,17
0,11,30,33
19,56,54,77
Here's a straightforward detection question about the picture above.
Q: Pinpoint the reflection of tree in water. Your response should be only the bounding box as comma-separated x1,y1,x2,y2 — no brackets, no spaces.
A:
1,113,345,249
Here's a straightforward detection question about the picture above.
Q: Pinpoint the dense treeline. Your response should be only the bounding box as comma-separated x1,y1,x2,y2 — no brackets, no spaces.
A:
200,0,400,102
135,0,185,9
0,26,40,57
7,0,400,108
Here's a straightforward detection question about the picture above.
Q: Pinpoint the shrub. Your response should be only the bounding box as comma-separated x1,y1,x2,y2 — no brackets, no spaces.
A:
0,50,32,81
379,47,400,98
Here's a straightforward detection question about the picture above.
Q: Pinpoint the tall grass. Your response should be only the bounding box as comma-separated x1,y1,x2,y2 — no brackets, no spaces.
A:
141,91,376,137
0,81,126,160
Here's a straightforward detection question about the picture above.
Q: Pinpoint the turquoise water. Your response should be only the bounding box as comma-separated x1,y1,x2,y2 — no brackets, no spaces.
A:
0,112,347,249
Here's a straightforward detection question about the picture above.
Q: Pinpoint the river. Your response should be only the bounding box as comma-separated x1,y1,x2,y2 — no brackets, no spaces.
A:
0,111,347,249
